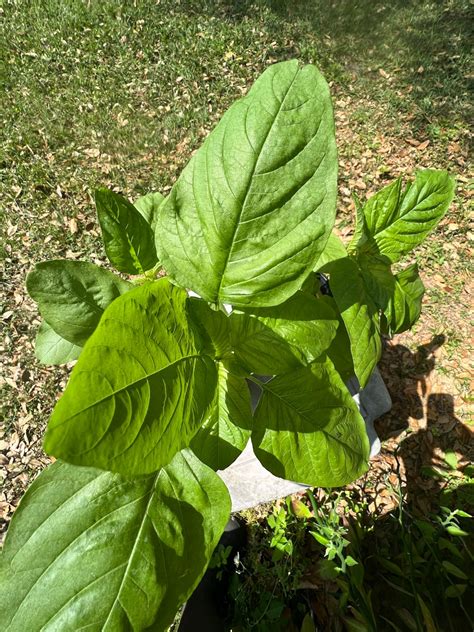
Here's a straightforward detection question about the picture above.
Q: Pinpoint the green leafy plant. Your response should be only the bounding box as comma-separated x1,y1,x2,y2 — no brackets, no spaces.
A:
0,60,454,630
209,543,234,581
268,500,297,560
229,499,310,631
307,489,358,574
227,488,473,631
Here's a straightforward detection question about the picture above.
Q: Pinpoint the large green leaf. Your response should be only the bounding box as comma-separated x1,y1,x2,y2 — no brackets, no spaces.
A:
238,291,339,364
134,191,165,232
44,279,217,475
191,362,252,470
157,60,337,307
252,359,369,487
229,311,306,375
356,170,455,263
26,260,132,346
357,253,395,312
382,263,425,335
95,187,158,274
0,451,231,632
329,257,381,388
35,320,82,365
322,297,355,382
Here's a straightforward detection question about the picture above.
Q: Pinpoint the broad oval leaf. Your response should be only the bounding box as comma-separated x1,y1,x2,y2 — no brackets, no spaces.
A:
229,311,306,375
35,320,82,365
382,263,425,335
0,450,231,632
96,187,158,274
357,170,455,263
191,362,252,470
252,359,369,487
26,260,132,346
228,292,338,376
241,291,339,364
44,279,217,475
329,256,381,388
157,60,337,307
134,191,165,232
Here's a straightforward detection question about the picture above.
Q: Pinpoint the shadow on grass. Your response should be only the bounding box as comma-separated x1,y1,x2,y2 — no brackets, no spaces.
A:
178,0,472,125
377,334,473,514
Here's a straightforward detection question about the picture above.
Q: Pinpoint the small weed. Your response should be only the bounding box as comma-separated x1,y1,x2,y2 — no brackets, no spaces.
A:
227,482,474,631
209,543,234,580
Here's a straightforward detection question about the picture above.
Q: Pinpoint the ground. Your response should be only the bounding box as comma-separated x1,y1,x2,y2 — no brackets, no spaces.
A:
1,0,472,612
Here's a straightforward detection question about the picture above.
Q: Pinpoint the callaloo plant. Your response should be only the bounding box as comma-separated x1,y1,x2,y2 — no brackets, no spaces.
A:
0,60,454,630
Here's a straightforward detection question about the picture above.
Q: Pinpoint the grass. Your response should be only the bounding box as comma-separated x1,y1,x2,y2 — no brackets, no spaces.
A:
223,486,473,631
2,1,472,207
1,0,472,626
2,0,471,304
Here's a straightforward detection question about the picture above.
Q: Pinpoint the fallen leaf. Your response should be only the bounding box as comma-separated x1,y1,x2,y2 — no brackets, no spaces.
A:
68,218,78,234
417,140,430,151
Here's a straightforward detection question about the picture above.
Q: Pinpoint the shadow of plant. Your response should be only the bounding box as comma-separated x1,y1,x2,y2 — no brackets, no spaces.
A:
377,334,473,515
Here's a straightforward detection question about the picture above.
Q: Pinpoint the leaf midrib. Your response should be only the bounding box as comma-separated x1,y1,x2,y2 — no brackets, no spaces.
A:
102,470,161,631
7,474,154,631
216,66,300,303
258,377,364,455
50,352,206,429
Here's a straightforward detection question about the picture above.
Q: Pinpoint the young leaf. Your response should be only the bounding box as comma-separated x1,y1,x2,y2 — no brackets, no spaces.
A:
349,178,402,253
446,525,468,537
357,253,395,312
381,263,425,335
35,320,82,365
314,231,347,271
191,362,252,470
157,60,337,308
357,170,455,263
26,260,132,346
44,279,217,475
134,191,165,232
0,451,231,632
329,257,382,387
252,358,369,487
95,187,158,274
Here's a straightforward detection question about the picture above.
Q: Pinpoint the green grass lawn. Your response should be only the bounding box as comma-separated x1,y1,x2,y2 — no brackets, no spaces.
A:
2,0,471,212
1,1,472,629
